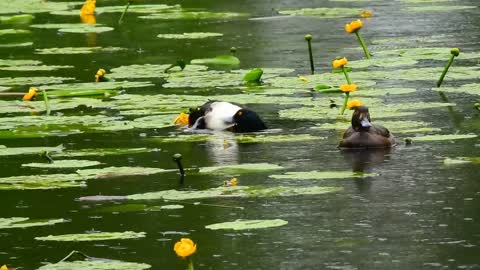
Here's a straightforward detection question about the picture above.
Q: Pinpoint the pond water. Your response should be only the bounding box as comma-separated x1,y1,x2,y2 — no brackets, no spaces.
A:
1,0,479,269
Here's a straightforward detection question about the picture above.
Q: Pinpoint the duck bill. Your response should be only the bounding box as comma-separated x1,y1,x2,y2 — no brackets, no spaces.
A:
360,117,372,128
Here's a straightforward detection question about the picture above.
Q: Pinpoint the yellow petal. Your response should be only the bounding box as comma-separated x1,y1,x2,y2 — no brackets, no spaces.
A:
347,99,364,109
22,87,38,101
0,265,8,270
80,0,96,16
340,84,357,93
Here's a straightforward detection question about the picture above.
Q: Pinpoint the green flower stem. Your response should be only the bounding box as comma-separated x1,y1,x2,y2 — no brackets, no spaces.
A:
340,92,350,115
341,67,352,84
42,89,51,116
355,31,371,59
187,258,194,270
436,54,456,87
305,35,314,74
118,1,132,24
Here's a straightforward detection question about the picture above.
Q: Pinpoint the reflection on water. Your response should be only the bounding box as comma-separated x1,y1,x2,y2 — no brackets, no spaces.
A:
340,148,391,173
205,132,239,165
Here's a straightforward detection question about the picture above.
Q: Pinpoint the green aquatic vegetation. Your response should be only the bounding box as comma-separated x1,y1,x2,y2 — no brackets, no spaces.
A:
39,89,118,98
278,7,363,18
0,174,86,190
0,0,77,14
0,86,10,92
96,4,181,14
157,32,223,39
205,219,288,230
93,204,148,213
44,81,154,91
243,68,264,83
0,59,41,66
54,148,160,158
270,171,378,180
125,185,343,201
236,134,324,143
76,167,172,179
401,0,456,2
163,71,243,88
351,88,417,97
312,120,435,134
198,163,284,175
22,160,101,169
37,260,151,270
0,145,63,156
375,47,480,61
109,64,207,79
0,115,122,131
35,47,126,55
0,76,75,85
151,134,213,143
404,5,476,12
410,134,477,142
432,83,480,96
0,65,73,71
30,23,114,33
0,42,33,47
190,55,240,66
0,29,31,36
348,58,418,69
0,14,34,24
443,157,480,165
139,10,247,20
0,217,67,229
265,75,377,89
35,231,146,242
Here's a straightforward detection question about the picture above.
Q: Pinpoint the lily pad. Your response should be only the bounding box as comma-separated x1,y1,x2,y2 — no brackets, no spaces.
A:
269,171,378,180
375,47,480,61
432,83,480,96
35,231,146,241
351,88,417,97
0,0,77,14
0,29,31,36
0,65,73,71
205,219,288,230
139,10,247,20
278,7,363,18
0,174,85,190
443,157,480,165
349,58,418,69
53,148,160,158
35,47,126,55
198,163,284,175
109,64,208,79
0,42,33,47
0,76,74,85
404,6,476,12
43,81,154,91
37,260,151,270
0,145,64,156
236,134,324,143
0,217,67,229
410,134,477,142
122,185,343,201
22,160,101,168
0,14,34,24
31,23,114,33
190,55,240,66
157,32,223,39
0,59,41,66
76,167,172,179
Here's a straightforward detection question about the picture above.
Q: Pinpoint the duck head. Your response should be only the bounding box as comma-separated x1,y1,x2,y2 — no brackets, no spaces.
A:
188,106,207,129
352,106,372,131
231,109,267,133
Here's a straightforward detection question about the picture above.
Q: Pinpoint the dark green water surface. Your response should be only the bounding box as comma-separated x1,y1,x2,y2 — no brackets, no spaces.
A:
1,0,479,269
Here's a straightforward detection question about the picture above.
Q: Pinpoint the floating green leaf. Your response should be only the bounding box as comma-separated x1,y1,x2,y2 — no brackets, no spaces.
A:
278,7,363,18
0,145,63,156
37,260,151,270
191,55,240,66
349,58,418,69
139,10,247,20
0,217,67,229
44,81,154,91
236,134,324,143
312,120,438,134
22,160,101,168
410,134,477,142
35,231,146,241
432,83,480,96
0,0,76,14
54,148,160,158
206,219,288,230
443,157,480,165
76,167,172,179
0,59,41,66
270,171,378,180
0,65,73,71
0,174,85,190
243,68,263,83
109,64,208,79
157,32,223,39
0,76,74,85
405,5,476,12
0,14,34,24
31,23,114,33
35,47,126,55
0,42,33,47
198,163,284,175
0,29,31,36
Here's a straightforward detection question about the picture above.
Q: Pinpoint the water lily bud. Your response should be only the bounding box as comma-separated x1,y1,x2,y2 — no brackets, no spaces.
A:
174,238,197,258
474,103,479,110
230,47,237,53
450,48,460,57
305,34,312,41
173,153,182,161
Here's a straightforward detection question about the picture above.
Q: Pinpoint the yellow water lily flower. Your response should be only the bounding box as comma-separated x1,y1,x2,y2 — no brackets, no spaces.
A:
174,112,189,127
80,0,96,16
0,265,8,270
298,76,308,83
174,238,197,258
347,99,364,109
332,57,348,69
345,20,363,33
80,14,96,24
340,84,357,93
95,68,106,82
360,10,373,18
230,177,238,186
22,87,38,101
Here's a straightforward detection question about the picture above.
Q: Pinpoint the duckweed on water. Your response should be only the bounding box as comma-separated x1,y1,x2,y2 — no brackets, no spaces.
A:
0,217,67,229
36,260,151,270
205,219,288,230
269,171,378,180
22,160,102,169
35,231,146,241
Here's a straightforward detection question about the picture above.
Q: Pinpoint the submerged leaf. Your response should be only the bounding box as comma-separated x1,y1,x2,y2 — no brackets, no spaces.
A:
35,231,146,241
206,219,288,230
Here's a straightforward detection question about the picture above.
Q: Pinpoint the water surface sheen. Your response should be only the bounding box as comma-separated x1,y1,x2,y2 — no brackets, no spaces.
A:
1,0,479,269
